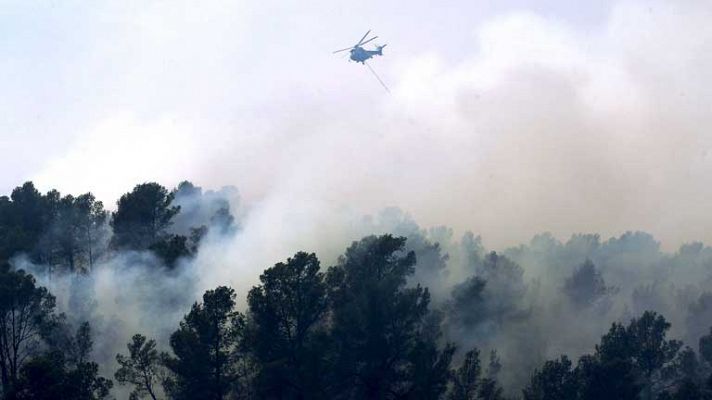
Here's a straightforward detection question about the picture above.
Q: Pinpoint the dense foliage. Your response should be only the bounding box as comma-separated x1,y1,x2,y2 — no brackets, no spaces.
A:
1,181,711,399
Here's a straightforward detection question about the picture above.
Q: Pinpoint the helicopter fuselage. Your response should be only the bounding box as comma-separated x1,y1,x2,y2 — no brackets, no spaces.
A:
350,45,384,63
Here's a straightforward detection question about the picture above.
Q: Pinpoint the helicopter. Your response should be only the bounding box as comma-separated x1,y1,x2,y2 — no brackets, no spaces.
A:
333,30,386,63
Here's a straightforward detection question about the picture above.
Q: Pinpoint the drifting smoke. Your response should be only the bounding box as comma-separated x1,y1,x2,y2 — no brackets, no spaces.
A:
10,201,712,395
21,0,712,251
4,0,712,396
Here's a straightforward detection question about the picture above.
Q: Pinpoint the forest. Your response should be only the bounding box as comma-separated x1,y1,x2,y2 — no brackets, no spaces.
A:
0,181,711,400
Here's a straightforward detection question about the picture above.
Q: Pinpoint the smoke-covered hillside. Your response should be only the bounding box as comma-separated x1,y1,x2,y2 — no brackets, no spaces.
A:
1,180,711,399
4,1,712,399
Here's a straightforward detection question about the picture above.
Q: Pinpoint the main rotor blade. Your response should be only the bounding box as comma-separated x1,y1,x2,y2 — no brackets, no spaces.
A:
359,36,378,46
356,29,371,45
332,47,353,54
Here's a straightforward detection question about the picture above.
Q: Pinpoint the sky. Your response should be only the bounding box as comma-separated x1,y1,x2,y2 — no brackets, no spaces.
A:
2,0,712,250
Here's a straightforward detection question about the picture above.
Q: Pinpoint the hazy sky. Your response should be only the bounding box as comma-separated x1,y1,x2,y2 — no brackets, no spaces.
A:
3,0,712,250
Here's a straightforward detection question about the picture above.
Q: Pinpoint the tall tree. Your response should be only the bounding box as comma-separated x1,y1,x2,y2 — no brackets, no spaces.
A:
110,183,180,251
74,194,108,271
0,183,108,273
246,252,330,399
13,322,113,400
115,334,163,400
448,276,487,330
522,356,577,400
575,354,639,400
163,286,245,400
42,193,107,272
326,235,449,399
563,259,614,309
406,338,455,400
148,235,191,269
0,183,53,264
0,263,57,396
448,348,503,400
448,252,528,343
597,311,682,399
701,327,712,366
698,328,712,396
658,346,709,399
48,194,81,270
449,349,483,400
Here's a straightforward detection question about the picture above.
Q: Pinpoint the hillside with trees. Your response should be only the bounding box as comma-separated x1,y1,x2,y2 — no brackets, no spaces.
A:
1,181,711,399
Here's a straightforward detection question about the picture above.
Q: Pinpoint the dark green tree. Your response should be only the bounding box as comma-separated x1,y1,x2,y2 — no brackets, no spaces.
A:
0,183,53,264
0,263,57,396
655,346,709,400
405,316,455,400
74,194,108,271
0,183,108,273
479,351,505,400
447,252,527,341
597,311,682,399
38,193,78,270
700,327,712,367
448,349,482,400
245,252,330,399
698,328,712,398
115,334,163,400
0,195,12,263
448,276,487,330
406,342,455,400
563,259,614,309
163,286,245,400
326,235,450,399
188,226,208,254
13,322,112,400
42,193,108,272
663,379,704,400
575,354,639,400
13,351,66,400
148,235,191,269
522,356,577,400
447,348,504,400
110,183,180,251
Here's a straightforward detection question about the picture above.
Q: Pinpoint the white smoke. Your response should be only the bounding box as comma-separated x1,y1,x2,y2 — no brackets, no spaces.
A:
8,0,712,393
